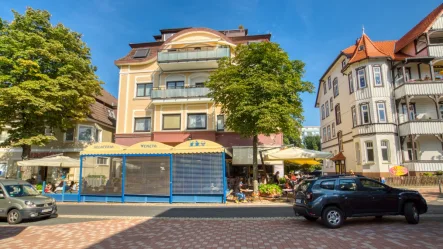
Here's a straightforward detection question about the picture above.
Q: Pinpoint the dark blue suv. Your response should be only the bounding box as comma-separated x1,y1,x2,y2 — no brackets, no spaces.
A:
293,175,428,228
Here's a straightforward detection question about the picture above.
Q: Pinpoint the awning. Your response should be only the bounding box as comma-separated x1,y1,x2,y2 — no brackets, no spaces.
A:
80,142,127,155
265,147,333,161
171,139,225,154
284,159,321,165
124,141,173,155
17,155,84,168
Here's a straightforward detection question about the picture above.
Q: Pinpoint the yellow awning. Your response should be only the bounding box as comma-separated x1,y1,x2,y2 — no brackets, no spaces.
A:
124,141,173,155
284,159,321,165
171,139,225,154
80,142,127,155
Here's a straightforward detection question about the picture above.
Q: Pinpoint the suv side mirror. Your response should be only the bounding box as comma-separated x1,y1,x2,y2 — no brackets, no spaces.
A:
0,193,4,199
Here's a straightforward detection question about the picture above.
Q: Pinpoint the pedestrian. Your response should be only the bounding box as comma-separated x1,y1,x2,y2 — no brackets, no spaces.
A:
350,170,355,176
233,177,247,203
273,171,280,184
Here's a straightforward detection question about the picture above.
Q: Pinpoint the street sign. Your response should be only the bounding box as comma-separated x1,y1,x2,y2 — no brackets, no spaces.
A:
389,165,409,176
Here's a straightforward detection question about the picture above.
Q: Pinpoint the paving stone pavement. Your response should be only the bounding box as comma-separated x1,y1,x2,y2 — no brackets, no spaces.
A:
1,217,443,249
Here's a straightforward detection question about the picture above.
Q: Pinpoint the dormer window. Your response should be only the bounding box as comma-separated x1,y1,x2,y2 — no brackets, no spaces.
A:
341,59,346,68
358,45,365,51
133,48,150,58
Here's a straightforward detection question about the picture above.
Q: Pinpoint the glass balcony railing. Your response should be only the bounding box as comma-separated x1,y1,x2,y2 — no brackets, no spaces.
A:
158,46,230,63
151,87,210,99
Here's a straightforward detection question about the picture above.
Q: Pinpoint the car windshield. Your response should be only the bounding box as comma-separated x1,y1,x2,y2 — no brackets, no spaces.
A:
297,180,313,192
4,184,40,197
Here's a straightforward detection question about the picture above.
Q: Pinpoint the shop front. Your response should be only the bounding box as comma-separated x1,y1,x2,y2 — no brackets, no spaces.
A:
46,140,227,203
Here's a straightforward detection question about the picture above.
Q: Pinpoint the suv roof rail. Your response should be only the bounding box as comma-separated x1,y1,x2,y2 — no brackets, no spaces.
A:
319,174,366,179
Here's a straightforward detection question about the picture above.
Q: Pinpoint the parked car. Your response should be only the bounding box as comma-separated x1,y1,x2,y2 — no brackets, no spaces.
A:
0,179,57,224
293,175,427,228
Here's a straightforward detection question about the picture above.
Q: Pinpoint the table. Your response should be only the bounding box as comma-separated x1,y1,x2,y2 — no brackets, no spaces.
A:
242,189,254,202
282,188,293,202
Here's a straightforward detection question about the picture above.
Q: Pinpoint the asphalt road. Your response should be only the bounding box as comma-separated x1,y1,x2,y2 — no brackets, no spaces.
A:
55,201,443,218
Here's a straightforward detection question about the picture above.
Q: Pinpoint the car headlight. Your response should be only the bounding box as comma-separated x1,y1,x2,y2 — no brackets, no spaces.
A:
24,201,36,207
52,198,56,204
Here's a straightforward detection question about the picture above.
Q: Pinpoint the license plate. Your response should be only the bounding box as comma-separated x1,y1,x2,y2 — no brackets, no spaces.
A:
296,199,302,204
41,208,52,213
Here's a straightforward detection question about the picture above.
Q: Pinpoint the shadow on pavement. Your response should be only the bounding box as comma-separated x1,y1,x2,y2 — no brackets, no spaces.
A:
0,220,27,240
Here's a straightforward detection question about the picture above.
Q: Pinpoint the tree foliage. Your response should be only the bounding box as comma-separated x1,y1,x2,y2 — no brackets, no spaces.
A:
206,42,313,192
303,135,321,151
0,8,102,158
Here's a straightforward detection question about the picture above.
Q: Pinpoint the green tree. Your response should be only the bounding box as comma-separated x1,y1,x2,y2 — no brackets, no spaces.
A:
206,42,313,193
303,135,321,150
0,8,101,160
283,134,303,147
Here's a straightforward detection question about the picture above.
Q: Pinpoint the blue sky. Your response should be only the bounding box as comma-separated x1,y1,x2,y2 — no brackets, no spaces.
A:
1,0,442,126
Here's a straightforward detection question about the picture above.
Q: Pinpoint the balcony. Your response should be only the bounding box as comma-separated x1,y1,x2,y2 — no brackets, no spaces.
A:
352,123,397,136
428,45,443,57
151,87,212,104
394,80,443,99
403,161,443,172
398,120,443,136
157,46,230,71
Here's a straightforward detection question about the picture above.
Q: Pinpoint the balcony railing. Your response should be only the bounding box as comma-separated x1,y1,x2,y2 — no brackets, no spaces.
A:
394,80,443,98
428,45,443,57
352,123,397,136
158,46,230,63
403,161,443,172
151,87,210,99
398,120,443,135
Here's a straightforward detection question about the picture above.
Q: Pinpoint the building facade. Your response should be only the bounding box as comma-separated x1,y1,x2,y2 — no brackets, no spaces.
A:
0,89,117,182
114,27,284,175
315,4,443,177
300,126,320,142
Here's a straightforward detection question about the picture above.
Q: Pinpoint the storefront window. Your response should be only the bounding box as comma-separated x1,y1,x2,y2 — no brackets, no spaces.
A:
125,157,170,196
81,156,123,196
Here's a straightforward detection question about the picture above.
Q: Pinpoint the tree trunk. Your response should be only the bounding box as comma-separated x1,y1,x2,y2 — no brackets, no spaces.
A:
21,144,31,160
252,135,259,194
20,144,32,180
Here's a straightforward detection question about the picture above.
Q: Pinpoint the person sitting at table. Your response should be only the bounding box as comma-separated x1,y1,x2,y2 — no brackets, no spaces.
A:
44,183,53,193
233,177,247,203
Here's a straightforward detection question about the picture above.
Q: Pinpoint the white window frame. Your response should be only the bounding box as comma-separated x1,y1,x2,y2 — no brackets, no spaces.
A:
351,106,357,127
381,140,390,162
358,68,367,89
323,127,326,141
332,123,336,138
134,117,152,132
327,125,331,140
325,101,329,117
348,73,354,94
365,141,374,163
377,102,387,123
361,104,370,125
321,104,325,120
333,78,339,97
135,82,153,98
96,157,109,165
77,125,95,142
373,66,383,86
330,97,333,111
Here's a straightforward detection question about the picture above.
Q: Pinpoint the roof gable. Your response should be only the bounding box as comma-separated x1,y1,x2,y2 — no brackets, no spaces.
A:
395,3,443,53
347,34,390,64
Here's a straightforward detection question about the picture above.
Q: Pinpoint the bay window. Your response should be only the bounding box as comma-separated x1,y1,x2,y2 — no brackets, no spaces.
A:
381,140,389,162
357,68,366,88
361,104,370,124
373,66,383,86
365,141,374,162
377,102,387,123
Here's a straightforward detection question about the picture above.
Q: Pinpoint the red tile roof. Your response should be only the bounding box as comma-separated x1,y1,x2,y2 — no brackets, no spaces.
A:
89,89,117,127
346,34,391,64
330,152,346,161
395,3,443,53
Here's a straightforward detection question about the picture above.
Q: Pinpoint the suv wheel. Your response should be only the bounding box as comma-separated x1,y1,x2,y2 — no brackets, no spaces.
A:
404,202,419,224
7,209,23,225
322,206,344,229
303,215,319,222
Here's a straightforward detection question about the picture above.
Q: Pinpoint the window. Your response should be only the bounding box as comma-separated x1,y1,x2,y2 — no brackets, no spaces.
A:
320,180,335,190
373,66,383,86
365,141,374,162
136,83,153,97
360,179,386,191
351,106,357,127
348,73,354,94
163,114,181,130
335,104,341,125
64,128,74,142
325,101,329,117
107,109,116,119
78,126,95,142
377,102,386,123
323,81,327,94
358,45,365,51
133,48,150,58
338,179,357,191
402,104,416,121
332,123,336,138
323,127,326,140
187,113,207,129
397,68,411,82
360,104,370,124
381,140,389,162
357,68,366,88
333,78,339,97
195,82,205,88
415,35,427,53
337,131,343,152
355,143,361,165
96,157,109,165
321,104,325,120
327,126,331,140
440,103,443,118
328,76,331,90
134,117,151,132
217,115,224,131
342,59,346,68
166,81,184,89
330,97,333,111
407,142,418,161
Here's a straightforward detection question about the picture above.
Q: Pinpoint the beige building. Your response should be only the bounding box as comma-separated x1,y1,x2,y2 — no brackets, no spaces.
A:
0,89,117,182
316,4,443,177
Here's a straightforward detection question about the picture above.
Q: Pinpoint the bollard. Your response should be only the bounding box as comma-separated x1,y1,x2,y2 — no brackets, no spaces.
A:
439,178,442,194
62,181,66,202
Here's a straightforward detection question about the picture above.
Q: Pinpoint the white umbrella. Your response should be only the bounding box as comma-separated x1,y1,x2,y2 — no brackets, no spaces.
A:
17,155,82,168
265,147,333,161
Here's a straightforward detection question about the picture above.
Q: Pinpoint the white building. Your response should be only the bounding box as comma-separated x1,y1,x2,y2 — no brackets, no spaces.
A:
300,126,320,142
315,4,443,177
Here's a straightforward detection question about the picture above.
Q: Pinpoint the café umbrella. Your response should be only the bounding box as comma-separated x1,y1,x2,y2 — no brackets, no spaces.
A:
265,147,333,162
17,155,83,168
